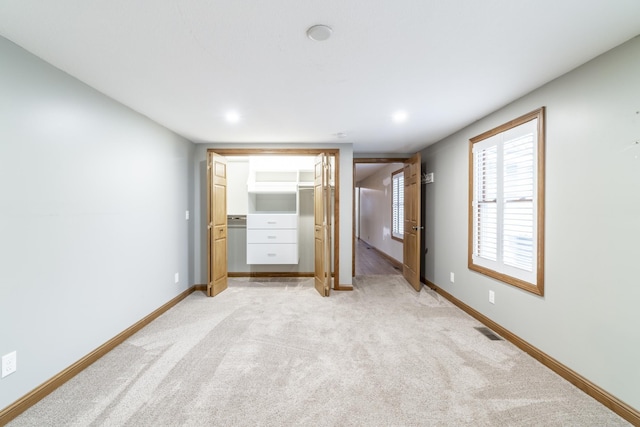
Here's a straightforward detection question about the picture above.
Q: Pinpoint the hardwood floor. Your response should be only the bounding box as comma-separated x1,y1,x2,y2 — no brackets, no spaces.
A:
355,238,402,275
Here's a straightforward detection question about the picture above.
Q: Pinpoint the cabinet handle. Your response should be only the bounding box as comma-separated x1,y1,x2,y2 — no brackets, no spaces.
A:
267,221,277,224
267,236,276,239
267,253,276,257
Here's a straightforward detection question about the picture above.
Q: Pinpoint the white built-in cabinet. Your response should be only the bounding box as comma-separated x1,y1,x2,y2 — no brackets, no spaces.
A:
246,212,298,264
246,166,314,265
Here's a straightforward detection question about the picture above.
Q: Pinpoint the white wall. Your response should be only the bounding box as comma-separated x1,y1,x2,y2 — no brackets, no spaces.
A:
355,188,360,239
0,37,194,410
192,144,353,286
358,163,404,262
421,35,640,411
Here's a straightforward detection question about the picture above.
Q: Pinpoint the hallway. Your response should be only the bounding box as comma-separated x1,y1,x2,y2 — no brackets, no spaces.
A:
354,238,402,276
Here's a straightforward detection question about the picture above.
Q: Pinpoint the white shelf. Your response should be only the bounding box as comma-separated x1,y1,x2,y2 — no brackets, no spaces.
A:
248,193,296,214
247,182,297,193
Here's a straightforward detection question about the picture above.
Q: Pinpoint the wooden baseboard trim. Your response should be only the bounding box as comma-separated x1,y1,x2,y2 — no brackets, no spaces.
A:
199,279,351,293
0,286,197,426
194,284,207,292
227,273,352,292
423,278,640,426
228,272,315,278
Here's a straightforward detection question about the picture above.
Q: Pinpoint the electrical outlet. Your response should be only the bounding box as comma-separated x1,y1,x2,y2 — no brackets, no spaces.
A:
450,272,455,283
174,273,179,284
489,290,495,304
2,351,17,378
185,210,190,220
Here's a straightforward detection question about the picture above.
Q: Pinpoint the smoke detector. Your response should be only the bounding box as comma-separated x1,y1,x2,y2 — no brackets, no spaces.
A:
306,25,332,41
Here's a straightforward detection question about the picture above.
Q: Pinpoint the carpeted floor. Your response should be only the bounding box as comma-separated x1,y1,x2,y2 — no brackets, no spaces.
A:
8,276,630,426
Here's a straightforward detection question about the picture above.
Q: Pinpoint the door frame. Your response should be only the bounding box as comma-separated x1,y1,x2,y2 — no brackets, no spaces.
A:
352,157,410,277
207,148,346,290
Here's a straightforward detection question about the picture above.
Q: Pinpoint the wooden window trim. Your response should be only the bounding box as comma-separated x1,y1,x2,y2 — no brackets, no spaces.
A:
391,168,404,242
468,107,546,296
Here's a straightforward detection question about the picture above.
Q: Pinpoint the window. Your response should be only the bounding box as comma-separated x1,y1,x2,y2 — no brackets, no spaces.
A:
392,168,404,241
469,107,545,295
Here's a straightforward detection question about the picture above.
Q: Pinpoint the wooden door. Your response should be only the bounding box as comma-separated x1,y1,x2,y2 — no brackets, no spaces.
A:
403,153,422,291
207,152,228,297
314,153,331,296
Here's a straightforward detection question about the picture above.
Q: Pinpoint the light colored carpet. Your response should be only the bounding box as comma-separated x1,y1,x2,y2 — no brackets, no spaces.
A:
9,276,630,426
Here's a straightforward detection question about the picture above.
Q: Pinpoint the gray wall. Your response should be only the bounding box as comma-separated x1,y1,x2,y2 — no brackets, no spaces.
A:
0,37,195,409
421,35,640,410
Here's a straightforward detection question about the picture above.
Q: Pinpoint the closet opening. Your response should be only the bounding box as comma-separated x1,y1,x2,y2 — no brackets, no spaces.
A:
206,149,342,297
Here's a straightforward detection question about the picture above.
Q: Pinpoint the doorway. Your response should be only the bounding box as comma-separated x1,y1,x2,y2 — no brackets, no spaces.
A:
353,155,422,290
353,159,405,276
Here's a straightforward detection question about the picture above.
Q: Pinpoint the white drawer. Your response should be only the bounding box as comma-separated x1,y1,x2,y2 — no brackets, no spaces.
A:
247,243,298,264
247,214,297,229
247,229,297,244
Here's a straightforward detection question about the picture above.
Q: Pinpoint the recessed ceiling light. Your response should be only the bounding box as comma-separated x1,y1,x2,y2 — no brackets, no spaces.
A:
225,111,240,123
307,24,332,41
392,111,408,123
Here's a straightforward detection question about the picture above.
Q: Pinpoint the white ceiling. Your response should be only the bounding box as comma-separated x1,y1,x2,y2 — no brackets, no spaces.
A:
1,1,639,154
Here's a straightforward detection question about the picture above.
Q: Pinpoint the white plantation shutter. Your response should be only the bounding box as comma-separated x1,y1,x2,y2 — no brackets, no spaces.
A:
392,171,404,239
474,143,498,261
503,133,534,272
398,175,404,235
472,118,538,285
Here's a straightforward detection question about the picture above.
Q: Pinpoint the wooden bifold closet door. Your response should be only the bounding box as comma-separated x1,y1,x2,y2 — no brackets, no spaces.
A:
207,152,228,297
314,153,331,297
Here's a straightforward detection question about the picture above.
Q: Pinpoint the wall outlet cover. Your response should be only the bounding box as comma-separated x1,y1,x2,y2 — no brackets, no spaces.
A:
2,351,17,378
